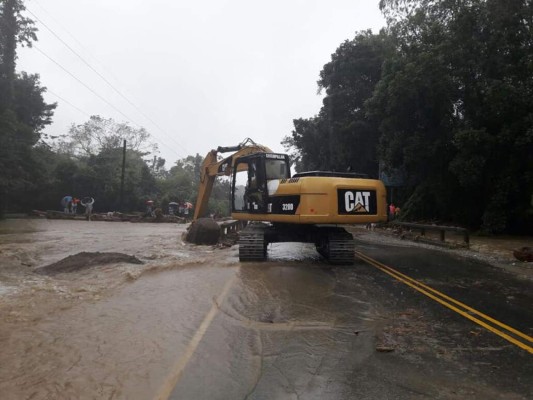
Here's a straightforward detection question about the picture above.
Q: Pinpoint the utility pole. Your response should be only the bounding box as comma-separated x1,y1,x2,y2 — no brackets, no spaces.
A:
119,139,126,211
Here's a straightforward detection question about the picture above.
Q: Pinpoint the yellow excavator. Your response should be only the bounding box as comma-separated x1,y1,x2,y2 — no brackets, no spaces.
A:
190,138,387,264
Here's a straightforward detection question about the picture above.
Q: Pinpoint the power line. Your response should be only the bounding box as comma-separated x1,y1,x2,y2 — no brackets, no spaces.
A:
45,88,91,118
26,4,192,158
33,46,142,127
32,45,185,161
32,0,125,86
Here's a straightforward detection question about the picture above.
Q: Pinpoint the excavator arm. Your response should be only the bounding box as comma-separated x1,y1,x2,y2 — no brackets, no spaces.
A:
193,138,272,220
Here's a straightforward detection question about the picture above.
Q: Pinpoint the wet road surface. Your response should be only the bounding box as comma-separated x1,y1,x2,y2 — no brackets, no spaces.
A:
168,242,533,400
0,220,532,399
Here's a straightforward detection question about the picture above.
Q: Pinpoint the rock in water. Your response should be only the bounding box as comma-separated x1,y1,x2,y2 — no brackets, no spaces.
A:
513,247,533,262
186,218,220,245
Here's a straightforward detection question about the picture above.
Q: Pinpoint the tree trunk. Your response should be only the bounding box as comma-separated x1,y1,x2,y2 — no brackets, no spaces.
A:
0,0,17,109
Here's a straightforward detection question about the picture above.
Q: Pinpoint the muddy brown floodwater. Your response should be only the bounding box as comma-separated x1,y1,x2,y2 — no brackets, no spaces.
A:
0,219,337,399
0,218,241,399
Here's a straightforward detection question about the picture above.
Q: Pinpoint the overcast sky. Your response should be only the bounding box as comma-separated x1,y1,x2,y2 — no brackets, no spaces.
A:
17,0,385,166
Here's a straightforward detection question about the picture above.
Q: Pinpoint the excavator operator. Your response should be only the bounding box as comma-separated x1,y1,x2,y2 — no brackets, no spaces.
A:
245,161,264,211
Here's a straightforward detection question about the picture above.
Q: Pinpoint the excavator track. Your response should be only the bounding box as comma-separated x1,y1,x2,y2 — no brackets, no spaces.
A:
327,230,355,264
238,224,354,264
316,229,355,265
238,224,267,262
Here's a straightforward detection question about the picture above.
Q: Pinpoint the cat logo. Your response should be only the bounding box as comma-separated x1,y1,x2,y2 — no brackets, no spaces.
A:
344,191,371,213
337,189,376,215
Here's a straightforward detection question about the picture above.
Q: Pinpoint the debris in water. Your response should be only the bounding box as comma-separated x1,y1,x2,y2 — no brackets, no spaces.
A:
375,346,395,353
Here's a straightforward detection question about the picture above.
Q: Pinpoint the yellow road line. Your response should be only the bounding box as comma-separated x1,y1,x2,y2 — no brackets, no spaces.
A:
355,251,533,355
356,251,533,344
154,273,237,400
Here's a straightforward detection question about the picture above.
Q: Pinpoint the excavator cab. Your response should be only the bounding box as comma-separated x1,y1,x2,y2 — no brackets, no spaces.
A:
231,153,290,214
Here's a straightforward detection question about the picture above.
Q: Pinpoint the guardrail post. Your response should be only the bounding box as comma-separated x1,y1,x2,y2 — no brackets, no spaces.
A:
391,221,469,248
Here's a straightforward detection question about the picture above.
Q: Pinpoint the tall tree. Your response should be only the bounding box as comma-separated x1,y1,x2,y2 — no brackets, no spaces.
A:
0,0,55,216
56,115,157,158
284,31,388,177
372,0,533,232
0,0,36,109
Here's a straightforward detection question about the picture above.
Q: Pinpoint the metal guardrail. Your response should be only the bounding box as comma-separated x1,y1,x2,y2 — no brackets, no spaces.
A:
218,219,470,248
390,221,470,248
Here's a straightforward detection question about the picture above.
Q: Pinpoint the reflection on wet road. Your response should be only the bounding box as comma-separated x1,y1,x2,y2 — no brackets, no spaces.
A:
169,257,382,400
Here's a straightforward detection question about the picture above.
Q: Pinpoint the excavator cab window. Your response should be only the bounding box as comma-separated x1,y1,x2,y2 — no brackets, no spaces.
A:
245,158,267,212
232,153,289,214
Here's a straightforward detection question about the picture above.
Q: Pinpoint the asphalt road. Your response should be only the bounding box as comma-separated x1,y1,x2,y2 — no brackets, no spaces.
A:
166,240,533,400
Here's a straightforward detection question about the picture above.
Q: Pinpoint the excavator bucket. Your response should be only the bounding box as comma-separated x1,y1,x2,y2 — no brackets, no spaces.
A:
185,217,220,245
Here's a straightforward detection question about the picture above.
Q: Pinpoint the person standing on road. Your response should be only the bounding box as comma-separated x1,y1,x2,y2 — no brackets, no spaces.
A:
394,206,401,219
389,203,396,220
61,196,73,214
72,198,79,214
81,197,95,220
145,200,154,217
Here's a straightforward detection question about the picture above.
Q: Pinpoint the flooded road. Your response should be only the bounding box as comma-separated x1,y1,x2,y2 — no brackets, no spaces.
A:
0,219,532,399
167,262,384,400
0,219,234,399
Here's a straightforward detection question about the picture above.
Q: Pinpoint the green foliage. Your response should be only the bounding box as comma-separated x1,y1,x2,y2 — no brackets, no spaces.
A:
0,0,37,110
13,72,55,134
284,0,532,233
156,153,229,217
0,1,58,217
0,99,54,214
83,147,155,212
283,117,329,171
284,31,389,177
1,108,228,217
449,129,493,187
211,178,231,215
373,0,533,232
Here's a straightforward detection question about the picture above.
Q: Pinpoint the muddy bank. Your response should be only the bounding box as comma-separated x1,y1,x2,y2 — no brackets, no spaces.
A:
37,252,143,275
